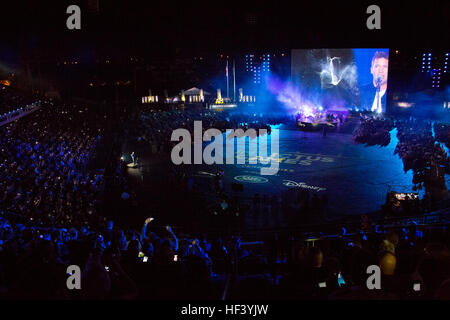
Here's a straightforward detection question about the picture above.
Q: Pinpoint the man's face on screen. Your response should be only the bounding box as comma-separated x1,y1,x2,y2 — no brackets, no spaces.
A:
371,58,389,86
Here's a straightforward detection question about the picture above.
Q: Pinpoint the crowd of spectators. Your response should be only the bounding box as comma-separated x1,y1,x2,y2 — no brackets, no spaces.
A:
1,91,450,300
1,211,450,300
353,114,394,146
433,122,450,149
395,119,449,191
354,116,450,211
137,107,290,156
0,101,108,228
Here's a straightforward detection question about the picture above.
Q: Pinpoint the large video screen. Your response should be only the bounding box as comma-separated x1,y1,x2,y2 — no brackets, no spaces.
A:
291,49,390,114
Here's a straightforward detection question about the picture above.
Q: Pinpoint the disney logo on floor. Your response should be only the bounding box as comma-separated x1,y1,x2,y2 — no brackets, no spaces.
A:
282,180,327,192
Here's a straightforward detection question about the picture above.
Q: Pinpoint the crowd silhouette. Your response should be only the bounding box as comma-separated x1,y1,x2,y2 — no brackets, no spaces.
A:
0,94,450,300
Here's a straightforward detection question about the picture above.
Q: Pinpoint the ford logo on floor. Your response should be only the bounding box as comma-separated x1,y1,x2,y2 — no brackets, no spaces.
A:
234,175,269,184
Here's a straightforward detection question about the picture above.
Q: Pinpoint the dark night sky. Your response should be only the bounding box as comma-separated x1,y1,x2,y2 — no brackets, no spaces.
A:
0,0,448,60
0,0,447,99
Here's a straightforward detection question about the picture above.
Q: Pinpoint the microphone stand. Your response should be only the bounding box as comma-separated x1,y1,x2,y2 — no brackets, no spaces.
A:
375,78,381,114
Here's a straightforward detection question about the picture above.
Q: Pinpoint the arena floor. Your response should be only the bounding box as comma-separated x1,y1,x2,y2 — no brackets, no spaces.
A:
193,127,425,218
123,126,450,230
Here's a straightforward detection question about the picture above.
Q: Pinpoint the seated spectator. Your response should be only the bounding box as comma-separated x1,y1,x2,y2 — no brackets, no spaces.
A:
81,250,111,299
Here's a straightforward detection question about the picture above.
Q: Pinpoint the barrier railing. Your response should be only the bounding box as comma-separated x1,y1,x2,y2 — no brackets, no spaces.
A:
0,101,41,127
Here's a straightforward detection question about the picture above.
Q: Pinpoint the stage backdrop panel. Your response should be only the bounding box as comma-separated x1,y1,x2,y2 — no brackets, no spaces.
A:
291,49,390,114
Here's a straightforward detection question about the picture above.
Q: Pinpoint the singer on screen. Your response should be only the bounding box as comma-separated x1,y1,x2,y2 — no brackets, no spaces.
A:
359,51,389,113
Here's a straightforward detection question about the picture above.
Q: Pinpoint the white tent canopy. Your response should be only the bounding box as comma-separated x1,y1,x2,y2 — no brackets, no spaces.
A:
182,87,211,96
